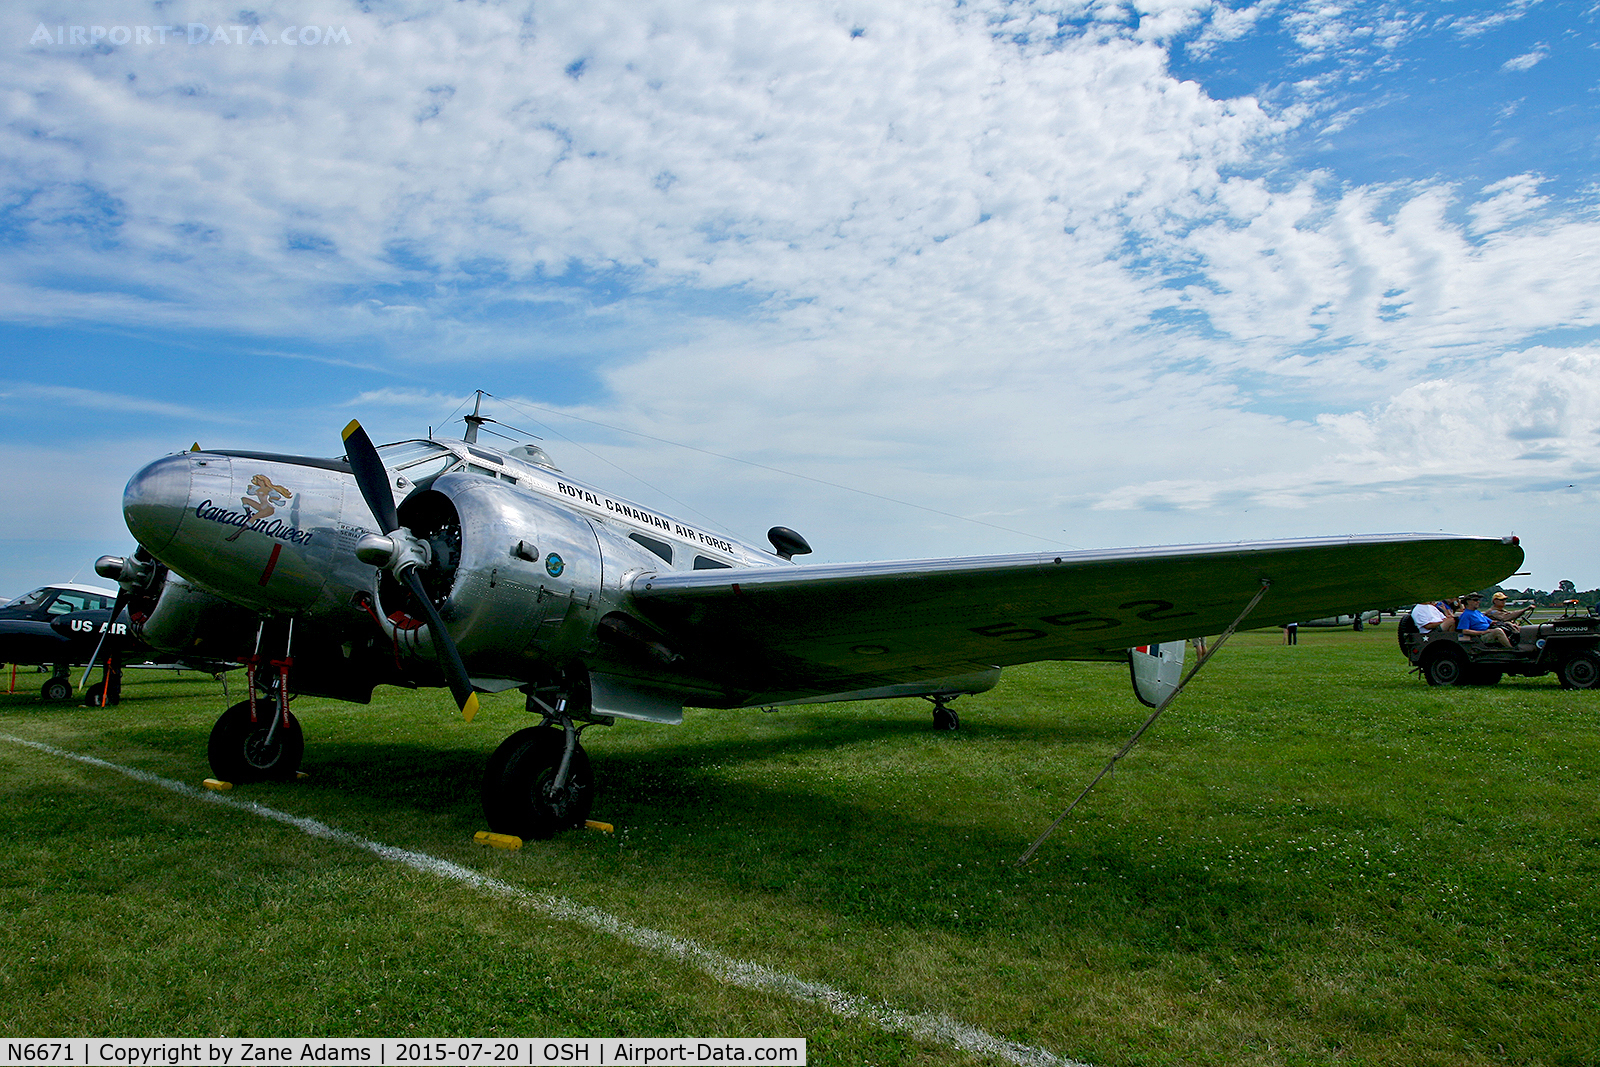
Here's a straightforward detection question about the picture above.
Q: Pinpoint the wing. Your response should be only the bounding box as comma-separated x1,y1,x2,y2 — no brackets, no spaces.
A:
628,533,1523,707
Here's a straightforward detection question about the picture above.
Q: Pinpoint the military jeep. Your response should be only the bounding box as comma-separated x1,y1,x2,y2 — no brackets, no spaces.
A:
1398,606,1600,688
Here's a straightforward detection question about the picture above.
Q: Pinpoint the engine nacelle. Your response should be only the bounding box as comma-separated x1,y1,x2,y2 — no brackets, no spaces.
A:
140,571,256,657
375,472,658,683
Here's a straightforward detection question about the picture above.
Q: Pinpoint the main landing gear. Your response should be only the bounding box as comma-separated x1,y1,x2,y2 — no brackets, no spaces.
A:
208,698,303,782
85,655,123,707
482,683,610,840
208,622,302,783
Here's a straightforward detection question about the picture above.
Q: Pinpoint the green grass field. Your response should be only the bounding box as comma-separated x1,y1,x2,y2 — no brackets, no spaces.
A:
2,626,1597,1066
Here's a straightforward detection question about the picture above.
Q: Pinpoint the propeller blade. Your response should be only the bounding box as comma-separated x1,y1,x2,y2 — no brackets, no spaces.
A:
343,419,478,720
341,419,400,533
402,568,480,722
79,595,127,691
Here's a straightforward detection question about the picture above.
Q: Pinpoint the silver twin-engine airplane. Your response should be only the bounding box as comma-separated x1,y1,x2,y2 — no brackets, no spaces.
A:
98,403,1524,838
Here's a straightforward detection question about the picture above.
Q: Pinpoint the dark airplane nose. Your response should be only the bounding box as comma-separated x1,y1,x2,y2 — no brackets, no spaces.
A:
123,452,202,556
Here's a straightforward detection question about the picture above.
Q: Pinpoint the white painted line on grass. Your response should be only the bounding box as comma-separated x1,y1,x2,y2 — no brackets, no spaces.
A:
2,734,1091,1067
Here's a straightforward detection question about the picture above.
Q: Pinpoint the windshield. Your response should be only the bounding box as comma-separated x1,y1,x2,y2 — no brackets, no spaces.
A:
377,440,457,481
7,587,51,609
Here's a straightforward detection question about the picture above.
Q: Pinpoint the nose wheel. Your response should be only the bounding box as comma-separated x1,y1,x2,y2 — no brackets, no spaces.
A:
41,672,73,702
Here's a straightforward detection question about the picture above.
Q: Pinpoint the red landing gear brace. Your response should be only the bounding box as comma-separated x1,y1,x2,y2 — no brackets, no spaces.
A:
246,618,295,732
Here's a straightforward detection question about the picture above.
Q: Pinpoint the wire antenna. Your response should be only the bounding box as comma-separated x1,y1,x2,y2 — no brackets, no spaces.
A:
486,394,1080,550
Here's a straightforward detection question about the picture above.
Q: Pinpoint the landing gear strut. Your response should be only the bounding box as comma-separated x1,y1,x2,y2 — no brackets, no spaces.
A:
481,683,610,839
927,695,961,731
207,619,302,782
86,655,123,707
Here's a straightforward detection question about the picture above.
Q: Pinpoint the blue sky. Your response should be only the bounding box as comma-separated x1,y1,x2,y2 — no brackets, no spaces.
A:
2,0,1597,598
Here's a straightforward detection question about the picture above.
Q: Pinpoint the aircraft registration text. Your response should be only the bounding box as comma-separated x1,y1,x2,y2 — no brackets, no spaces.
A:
970,599,1197,641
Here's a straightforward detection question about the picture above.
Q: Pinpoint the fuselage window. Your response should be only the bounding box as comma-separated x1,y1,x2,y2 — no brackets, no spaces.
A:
692,555,732,570
467,463,499,477
629,532,673,564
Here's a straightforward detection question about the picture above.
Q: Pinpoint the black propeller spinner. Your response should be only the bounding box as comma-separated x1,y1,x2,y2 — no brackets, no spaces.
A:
342,420,480,721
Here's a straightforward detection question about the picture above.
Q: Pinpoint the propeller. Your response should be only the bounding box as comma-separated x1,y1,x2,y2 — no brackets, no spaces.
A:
342,419,481,722
77,594,125,692
82,548,159,691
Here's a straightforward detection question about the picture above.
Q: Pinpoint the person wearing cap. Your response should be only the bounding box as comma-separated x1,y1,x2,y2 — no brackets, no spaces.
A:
1488,592,1533,628
1456,593,1513,648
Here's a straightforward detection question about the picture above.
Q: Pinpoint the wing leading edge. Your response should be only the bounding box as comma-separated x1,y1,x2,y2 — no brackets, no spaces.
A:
628,533,1523,707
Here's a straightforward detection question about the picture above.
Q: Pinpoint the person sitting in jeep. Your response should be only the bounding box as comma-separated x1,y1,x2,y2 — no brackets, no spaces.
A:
1456,592,1513,649
1488,592,1532,637
1411,597,1457,636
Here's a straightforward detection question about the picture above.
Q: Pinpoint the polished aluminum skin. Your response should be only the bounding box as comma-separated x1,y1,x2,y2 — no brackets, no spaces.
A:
120,431,1526,718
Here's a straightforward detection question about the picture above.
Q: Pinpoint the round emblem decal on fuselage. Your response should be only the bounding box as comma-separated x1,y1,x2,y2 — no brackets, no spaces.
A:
545,553,564,578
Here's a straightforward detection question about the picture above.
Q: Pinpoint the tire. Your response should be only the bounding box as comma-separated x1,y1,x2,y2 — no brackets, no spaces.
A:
207,700,303,782
932,706,960,731
86,682,105,706
1423,647,1468,687
1558,651,1600,691
41,678,72,702
482,727,594,839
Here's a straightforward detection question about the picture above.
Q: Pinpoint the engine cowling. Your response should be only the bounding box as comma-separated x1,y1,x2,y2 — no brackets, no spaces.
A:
373,472,613,681
139,571,256,657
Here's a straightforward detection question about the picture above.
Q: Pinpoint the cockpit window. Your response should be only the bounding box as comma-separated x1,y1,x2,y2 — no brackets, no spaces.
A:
378,441,457,482
46,592,102,615
8,588,51,609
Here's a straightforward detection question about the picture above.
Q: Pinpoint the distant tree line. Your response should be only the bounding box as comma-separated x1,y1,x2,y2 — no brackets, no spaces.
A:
1487,580,1599,609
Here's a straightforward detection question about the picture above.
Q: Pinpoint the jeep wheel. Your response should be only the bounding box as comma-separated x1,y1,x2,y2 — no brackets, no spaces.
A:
1558,651,1600,690
1423,647,1468,687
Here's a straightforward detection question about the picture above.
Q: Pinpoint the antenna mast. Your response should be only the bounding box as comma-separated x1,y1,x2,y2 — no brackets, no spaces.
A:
463,390,487,444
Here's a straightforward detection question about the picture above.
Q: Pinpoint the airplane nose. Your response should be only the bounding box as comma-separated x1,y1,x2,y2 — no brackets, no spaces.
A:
123,453,200,556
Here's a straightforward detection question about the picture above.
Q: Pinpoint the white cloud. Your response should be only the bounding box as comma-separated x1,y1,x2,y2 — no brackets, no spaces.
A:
0,0,1595,590
1090,345,1600,512
4,0,1589,404
1450,0,1539,39
1468,173,1548,234
1501,46,1548,72
0,382,235,422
